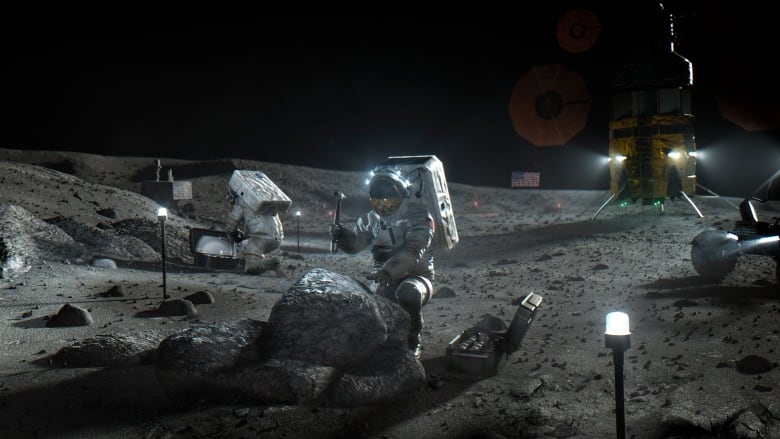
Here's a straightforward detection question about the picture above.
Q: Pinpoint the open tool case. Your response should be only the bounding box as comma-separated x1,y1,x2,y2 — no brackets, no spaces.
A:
445,292,543,378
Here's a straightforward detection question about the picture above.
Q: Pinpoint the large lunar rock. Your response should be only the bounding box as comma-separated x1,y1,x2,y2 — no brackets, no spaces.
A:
0,203,91,280
155,268,425,407
262,267,409,369
51,331,169,367
155,318,267,402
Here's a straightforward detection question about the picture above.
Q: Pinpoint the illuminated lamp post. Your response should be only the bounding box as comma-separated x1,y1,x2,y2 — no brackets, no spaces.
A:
605,311,631,439
295,210,301,252
157,207,169,300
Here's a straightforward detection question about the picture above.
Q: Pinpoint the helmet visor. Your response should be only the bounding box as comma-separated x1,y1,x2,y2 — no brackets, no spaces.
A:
370,196,404,216
369,176,404,198
369,175,405,216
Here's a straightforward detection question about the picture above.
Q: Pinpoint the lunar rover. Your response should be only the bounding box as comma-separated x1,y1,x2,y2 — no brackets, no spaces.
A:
690,169,780,283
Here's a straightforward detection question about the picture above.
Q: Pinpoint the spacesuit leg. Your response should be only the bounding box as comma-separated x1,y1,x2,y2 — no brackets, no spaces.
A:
260,238,283,275
242,238,279,275
395,276,432,358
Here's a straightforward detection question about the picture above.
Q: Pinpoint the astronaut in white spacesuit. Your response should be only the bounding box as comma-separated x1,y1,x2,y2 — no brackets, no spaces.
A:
225,187,284,275
330,168,436,358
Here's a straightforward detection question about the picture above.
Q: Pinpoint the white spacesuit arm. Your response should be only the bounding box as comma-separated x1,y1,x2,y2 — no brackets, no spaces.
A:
225,203,243,232
380,207,435,281
273,213,284,241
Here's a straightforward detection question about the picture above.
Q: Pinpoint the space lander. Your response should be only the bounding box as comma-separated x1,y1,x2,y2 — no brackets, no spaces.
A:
508,4,704,219
595,4,702,219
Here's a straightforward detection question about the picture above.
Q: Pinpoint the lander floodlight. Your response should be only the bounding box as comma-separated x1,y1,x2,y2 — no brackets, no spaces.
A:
157,207,169,300
605,311,630,439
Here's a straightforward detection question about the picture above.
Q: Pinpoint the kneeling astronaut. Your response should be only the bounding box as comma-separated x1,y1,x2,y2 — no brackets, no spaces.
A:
330,155,458,358
225,170,291,275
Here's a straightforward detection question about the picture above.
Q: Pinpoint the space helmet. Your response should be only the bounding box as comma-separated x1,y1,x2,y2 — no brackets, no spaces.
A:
368,168,411,217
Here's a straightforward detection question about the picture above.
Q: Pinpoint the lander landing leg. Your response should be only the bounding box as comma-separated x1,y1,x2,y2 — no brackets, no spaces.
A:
679,191,704,218
590,189,704,220
591,192,616,221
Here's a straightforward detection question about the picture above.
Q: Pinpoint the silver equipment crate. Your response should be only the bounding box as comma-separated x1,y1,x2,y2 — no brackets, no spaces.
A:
446,292,543,379
228,170,291,214
190,228,241,270
371,155,458,251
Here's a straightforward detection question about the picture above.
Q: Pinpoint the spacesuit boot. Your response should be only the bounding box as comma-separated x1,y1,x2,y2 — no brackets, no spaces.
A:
243,254,279,275
407,315,423,359
244,254,266,275
396,278,431,359
262,256,282,276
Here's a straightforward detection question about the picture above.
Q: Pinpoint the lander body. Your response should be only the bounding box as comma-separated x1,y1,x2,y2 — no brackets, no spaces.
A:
597,4,702,218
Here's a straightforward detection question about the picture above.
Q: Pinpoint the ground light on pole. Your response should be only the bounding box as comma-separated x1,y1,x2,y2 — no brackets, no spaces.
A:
157,207,169,300
296,210,301,252
605,311,630,439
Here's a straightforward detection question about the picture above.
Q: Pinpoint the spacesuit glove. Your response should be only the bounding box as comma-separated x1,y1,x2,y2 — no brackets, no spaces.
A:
226,230,240,242
367,269,392,286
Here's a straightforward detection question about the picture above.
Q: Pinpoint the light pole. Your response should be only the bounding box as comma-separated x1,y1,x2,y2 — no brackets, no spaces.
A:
157,207,169,300
605,311,631,439
295,210,301,252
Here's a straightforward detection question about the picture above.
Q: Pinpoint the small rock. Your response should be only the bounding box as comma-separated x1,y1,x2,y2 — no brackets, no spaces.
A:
158,299,198,316
98,285,125,297
92,258,117,269
736,355,774,375
183,291,215,305
46,303,93,327
433,286,456,298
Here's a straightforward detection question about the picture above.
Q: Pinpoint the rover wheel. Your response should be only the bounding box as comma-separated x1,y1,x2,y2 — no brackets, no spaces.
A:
691,230,738,281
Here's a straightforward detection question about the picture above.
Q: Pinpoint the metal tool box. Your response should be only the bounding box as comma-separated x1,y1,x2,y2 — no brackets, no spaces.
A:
445,292,543,379
190,228,241,270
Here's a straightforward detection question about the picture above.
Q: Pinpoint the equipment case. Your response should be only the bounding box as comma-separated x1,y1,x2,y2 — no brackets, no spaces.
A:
445,292,543,379
190,228,241,270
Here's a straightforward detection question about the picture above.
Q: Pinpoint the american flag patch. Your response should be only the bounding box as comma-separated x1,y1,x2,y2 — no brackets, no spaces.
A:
511,171,540,188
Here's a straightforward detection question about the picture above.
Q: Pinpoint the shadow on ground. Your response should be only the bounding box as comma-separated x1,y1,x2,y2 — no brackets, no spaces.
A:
641,275,779,301
0,355,491,438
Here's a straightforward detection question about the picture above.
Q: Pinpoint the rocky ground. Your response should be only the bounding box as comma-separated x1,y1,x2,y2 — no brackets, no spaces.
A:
0,149,778,438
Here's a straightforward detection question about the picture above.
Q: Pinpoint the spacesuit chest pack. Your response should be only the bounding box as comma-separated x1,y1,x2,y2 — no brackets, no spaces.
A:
360,206,431,264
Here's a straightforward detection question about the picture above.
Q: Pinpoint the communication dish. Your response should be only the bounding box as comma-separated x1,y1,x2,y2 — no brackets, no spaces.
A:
508,64,591,147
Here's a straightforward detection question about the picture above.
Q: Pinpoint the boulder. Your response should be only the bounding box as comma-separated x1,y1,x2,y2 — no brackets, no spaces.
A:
154,268,426,407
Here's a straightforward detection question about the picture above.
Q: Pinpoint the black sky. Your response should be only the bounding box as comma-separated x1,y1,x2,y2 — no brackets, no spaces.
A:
2,4,778,197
